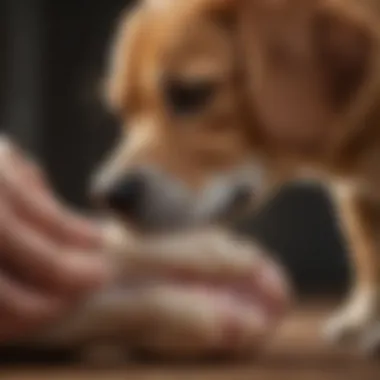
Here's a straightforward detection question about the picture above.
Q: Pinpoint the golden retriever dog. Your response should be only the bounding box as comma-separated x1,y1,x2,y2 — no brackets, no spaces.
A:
237,0,380,354
14,0,290,361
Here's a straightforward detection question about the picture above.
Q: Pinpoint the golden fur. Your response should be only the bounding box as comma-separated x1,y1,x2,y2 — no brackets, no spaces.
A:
99,0,253,191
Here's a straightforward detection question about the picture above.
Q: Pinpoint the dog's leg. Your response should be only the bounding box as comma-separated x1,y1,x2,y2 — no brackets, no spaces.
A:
323,183,380,348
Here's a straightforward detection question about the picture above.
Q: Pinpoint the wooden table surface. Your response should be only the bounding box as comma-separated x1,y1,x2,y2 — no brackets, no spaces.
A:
2,302,379,380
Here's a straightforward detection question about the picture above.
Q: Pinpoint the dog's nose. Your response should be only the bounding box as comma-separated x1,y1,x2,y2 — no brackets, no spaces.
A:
104,173,145,215
231,185,254,209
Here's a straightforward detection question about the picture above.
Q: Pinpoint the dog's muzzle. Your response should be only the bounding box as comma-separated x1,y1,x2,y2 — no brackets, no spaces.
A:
92,163,262,233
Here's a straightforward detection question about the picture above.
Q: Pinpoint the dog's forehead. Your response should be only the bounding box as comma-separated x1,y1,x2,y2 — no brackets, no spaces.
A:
128,2,205,54
136,2,232,75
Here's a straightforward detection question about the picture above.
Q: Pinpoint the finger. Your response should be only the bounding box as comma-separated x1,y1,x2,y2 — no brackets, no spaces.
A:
0,268,65,342
0,140,101,249
135,285,271,355
136,231,290,341
126,229,265,281
248,254,292,321
104,223,291,315
37,289,148,346
0,137,48,191
139,230,291,314
0,203,110,295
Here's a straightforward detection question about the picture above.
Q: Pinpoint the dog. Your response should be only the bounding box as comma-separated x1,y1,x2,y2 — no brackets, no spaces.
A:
95,0,380,356
12,0,290,361
236,0,380,354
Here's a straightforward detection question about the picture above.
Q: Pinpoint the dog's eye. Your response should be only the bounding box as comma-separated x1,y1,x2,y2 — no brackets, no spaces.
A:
165,79,217,116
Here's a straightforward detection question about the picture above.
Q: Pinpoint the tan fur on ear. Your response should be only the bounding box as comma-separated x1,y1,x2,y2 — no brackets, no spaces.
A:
104,7,143,115
314,0,380,156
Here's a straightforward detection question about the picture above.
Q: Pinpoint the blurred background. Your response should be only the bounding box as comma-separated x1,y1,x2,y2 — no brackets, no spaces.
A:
0,0,349,297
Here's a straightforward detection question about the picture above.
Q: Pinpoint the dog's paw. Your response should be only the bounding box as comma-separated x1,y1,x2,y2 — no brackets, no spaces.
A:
322,288,377,345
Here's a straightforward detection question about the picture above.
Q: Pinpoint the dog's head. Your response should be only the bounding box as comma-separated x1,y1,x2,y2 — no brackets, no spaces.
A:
239,0,380,156
92,0,262,233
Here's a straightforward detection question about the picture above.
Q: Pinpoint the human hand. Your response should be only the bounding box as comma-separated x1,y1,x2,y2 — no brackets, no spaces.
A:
0,138,109,342
19,205,291,360
95,226,292,358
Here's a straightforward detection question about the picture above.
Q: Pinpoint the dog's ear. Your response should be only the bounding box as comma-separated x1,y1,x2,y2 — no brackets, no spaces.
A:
104,7,142,116
313,1,375,110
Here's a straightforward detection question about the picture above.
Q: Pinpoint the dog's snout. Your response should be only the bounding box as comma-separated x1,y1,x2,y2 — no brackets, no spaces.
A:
104,173,145,215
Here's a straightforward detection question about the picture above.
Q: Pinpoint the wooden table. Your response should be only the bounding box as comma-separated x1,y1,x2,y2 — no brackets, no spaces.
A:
2,302,379,380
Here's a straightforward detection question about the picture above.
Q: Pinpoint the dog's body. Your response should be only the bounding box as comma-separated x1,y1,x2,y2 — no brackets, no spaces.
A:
238,0,380,353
